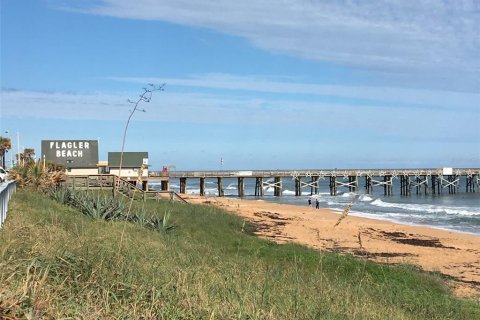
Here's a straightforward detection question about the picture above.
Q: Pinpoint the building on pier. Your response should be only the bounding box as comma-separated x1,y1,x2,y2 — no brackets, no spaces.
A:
108,152,149,189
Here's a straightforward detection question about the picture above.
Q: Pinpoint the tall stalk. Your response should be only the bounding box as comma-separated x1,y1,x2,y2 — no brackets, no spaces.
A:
116,84,165,191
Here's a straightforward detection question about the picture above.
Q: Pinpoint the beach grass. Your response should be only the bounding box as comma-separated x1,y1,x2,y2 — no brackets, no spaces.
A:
1,190,479,319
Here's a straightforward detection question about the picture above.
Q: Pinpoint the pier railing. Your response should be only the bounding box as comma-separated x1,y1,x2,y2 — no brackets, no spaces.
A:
1,181,16,228
150,168,480,197
155,168,480,178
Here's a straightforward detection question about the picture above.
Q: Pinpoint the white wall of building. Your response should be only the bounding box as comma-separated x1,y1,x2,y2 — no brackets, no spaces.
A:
66,168,99,176
109,168,149,178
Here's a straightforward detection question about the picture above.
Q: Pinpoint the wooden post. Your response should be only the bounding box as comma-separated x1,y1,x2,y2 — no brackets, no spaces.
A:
400,176,404,196
259,177,264,196
200,177,205,196
349,176,357,192
400,176,403,196
255,177,264,197
295,177,301,196
180,177,187,194
112,176,116,198
383,176,387,196
388,176,392,196
431,175,436,194
365,176,371,194
238,177,245,197
274,177,282,196
312,176,318,195
329,176,337,196
424,175,428,195
328,177,333,196
218,177,224,197
161,180,169,191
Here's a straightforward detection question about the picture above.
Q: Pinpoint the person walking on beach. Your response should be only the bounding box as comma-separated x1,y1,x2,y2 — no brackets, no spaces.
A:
308,199,312,207
315,199,320,209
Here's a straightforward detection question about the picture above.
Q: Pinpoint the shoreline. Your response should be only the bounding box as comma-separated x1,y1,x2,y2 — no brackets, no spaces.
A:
183,194,480,297
345,209,480,237
228,192,480,236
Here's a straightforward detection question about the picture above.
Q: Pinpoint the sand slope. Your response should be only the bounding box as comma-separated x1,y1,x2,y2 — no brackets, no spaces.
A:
184,195,480,297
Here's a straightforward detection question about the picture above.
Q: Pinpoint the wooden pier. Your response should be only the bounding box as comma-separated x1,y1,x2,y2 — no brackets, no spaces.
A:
149,168,480,197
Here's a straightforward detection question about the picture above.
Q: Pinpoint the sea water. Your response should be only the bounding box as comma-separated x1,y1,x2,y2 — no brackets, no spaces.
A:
150,176,480,235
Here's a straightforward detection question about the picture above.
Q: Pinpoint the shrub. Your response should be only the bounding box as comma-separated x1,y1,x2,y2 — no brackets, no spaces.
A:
48,187,174,232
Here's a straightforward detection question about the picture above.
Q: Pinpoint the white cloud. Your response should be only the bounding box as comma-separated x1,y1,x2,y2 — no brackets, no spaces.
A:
106,73,480,111
2,87,479,142
57,0,480,91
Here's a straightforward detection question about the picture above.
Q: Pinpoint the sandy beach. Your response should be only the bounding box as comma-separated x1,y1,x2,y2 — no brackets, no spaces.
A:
183,195,480,297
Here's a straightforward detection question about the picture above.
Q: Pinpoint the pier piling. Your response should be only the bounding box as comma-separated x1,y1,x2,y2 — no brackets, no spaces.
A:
274,177,282,196
238,177,245,197
200,177,205,196
295,177,301,196
312,176,319,195
180,178,187,194
217,177,224,197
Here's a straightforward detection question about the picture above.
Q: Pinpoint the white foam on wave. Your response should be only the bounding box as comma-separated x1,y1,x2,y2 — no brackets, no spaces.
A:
225,183,237,190
186,188,218,195
359,195,373,202
340,192,357,198
370,199,480,216
282,189,296,196
348,210,480,236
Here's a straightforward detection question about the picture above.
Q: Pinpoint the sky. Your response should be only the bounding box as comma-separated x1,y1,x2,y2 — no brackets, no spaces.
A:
1,0,479,170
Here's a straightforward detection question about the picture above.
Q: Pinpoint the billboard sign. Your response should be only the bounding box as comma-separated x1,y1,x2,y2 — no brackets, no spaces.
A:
41,140,99,168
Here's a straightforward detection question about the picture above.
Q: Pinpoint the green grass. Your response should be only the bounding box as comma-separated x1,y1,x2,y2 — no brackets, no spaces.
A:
1,190,479,319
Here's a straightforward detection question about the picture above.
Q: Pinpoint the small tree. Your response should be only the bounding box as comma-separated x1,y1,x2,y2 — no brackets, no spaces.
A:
0,136,12,168
16,148,35,166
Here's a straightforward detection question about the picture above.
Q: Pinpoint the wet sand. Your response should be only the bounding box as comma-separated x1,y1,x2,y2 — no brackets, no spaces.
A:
184,195,480,297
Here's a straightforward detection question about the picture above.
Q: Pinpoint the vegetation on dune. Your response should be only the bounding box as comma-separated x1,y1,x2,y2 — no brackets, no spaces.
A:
48,187,174,232
0,136,12,168
6,147,65,190
0,190,479,319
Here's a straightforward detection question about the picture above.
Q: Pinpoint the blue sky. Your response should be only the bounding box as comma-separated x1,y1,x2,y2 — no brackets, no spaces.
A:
1,0,479,170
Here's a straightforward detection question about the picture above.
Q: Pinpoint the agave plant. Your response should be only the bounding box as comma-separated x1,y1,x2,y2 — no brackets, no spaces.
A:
48,187,175,232
48,186,73,204
144,210,175,232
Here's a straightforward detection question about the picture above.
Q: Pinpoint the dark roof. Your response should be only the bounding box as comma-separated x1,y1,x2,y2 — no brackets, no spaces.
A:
108,152,148,168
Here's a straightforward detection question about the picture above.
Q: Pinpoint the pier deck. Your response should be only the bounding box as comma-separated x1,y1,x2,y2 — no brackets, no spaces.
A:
149,168,480,197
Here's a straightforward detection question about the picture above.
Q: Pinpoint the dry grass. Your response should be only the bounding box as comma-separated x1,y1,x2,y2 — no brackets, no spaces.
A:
1,190,479,319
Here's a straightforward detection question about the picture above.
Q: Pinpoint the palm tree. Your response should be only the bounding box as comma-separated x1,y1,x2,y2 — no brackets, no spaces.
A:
16,148,35,166
0,136,12,168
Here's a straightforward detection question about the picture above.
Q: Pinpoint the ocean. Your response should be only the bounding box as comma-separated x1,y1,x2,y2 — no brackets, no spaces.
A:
150,176,480,235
